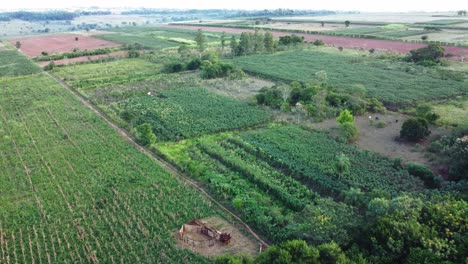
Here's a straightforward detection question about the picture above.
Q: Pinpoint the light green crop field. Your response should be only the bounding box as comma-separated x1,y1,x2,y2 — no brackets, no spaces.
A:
94,27,223,49
0,50,41,77
230,50,468,106
0,74,223,263
433,97,468,127
52,58,163,92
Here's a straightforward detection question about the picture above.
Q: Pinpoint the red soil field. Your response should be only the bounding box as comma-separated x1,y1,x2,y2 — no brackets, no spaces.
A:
164,25,468,60
37,51,128,67
8,34,121,58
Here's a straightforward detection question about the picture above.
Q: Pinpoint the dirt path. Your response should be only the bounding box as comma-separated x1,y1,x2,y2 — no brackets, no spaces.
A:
44,71,270,250
163,25,468,60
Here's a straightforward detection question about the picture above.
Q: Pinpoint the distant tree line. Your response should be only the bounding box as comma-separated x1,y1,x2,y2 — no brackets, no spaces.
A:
231,9,336,18
0,11,78,21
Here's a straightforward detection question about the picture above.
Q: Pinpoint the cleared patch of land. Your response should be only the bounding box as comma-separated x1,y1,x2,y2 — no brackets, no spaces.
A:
8,34,120,57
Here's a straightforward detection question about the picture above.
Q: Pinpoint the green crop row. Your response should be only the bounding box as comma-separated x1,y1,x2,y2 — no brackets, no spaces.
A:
0,74,217,263
230,50,468,106
0,50,41,77
116,87,271,141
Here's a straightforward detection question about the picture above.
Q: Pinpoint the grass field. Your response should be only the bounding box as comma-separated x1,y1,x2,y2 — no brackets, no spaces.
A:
95,27,223,49
0,74,222,263
52,58,163,91
433,97,468,127
0,50,41,77
230,50,468,106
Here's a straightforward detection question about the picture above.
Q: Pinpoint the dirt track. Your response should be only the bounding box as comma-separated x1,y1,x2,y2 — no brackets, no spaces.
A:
163,25,468,60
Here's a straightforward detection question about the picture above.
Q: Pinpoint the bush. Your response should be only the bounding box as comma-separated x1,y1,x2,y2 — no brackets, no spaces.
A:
336,109,354,124
367,98,386,113
408,43,445,64
186,58,201,70
43,61,56,71
136,123,157,147
164,62,184,73
127,50,140,58
400,118,430,141
256,86,284,109
375,120,387,128
313,40,325,46
406,162,439,188
201,62,234,79
340,122,359,142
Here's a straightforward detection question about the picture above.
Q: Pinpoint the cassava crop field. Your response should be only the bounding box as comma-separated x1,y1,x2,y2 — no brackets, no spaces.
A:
1,6,467,264
230,49,468,106
0,74,220,263
0,50,41,77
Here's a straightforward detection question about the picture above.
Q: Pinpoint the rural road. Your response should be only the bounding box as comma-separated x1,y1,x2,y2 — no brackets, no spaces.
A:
44,71,270,249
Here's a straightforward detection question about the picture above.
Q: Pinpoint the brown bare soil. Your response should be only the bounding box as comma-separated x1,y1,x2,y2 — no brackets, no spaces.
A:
175,216,260,259
163,25,468,60
8,34,120,58
37,51,127,67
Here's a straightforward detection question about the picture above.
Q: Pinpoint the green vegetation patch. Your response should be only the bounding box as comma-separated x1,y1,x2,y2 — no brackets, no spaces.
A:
117,87,271,141
52,58,163,91
241,125,423,195
0,50,41,77
158,134,360,245
433,97,468,127
0,74,216,263
96,27,222,49
231,50,468,106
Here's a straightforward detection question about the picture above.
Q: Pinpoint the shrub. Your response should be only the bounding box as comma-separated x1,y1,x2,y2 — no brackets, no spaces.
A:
201,62,235,79
340,122,359,142
201,51,219,63
164,62,184,73
336,109,354,124
400,118,430,141
367,98,386,113
43,61,56,71
408,43,445,64
136,123,157,147
313,40,325,46
256,87,284,109
127,50,140,58
406,162,439,188
375,120,387,128
186,58,201,70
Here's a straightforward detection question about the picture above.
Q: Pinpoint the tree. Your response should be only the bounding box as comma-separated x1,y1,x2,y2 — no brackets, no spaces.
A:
253,29,265,53
408,43,445,64
15,41,21,49
264,31,274,53
220,31,226,52
75,37,79,41
321,21,325,27
136,123,157,147
334,154,351,178
345,20,350,27
230,35,238,56
194,29,206,52
400,117,430,141
421,35,428,41
318,242,349,264
238,32,253,55
336,109,354,124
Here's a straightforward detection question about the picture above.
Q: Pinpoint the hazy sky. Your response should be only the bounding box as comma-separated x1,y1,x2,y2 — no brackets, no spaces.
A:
0,0,466,12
